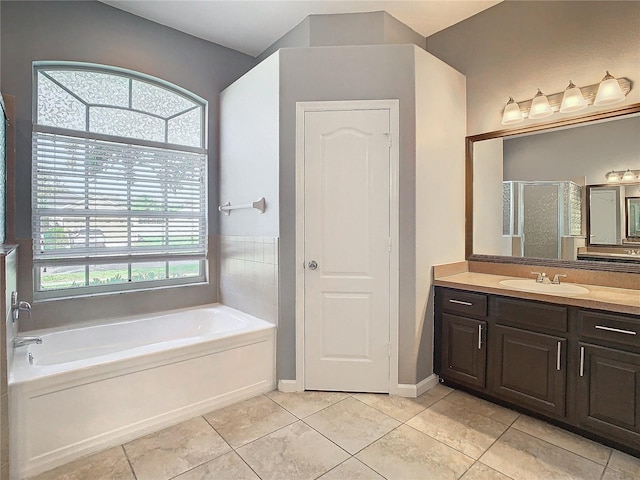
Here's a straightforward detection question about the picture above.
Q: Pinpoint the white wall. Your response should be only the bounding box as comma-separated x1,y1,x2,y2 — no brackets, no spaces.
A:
414,46,466,380
219,52,280,237
473,138,504,255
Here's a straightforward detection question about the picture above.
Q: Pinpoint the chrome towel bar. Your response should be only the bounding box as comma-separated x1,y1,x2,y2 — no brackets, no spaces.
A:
218,197,266,215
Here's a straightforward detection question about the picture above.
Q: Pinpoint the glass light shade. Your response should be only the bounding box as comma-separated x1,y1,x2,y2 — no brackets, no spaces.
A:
622,169,637,182
528,89,553,119
501,97,524,125
594,71,625,106
606,171,621,182
559,81,587,113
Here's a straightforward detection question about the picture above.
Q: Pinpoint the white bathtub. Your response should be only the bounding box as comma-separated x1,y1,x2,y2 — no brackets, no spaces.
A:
9,304,276,479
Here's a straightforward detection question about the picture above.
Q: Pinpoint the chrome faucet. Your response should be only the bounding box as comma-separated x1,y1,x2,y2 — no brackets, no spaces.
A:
11,291,31,323
13,336,42,348
552,274,567,285
531,272,549,283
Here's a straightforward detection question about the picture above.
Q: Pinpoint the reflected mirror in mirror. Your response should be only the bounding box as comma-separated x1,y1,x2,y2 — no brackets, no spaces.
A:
471,109,640,268
627,196,640,240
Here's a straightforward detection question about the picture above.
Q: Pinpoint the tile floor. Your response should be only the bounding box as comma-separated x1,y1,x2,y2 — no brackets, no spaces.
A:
30,385,640,480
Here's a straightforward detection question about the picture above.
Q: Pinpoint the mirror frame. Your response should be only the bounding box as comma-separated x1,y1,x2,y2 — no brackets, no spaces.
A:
465,102,640,274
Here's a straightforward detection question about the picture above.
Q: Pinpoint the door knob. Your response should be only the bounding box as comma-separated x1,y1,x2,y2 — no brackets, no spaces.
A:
308,260,318,270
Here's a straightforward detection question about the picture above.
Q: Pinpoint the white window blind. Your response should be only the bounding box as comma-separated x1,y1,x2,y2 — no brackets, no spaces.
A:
33,131,207,263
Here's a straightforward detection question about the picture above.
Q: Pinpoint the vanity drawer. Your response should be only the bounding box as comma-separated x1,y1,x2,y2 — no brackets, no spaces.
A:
440,289,488,318
494,297,568,333
579,310,640,349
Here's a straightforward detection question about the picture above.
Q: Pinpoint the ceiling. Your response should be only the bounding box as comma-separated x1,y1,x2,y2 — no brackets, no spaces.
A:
101,0,502,57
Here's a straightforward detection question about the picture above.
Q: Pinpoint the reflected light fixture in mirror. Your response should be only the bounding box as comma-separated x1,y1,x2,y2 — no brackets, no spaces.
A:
594,71,626,106
559,81,588,113
606,169,640,182
528,89,553,119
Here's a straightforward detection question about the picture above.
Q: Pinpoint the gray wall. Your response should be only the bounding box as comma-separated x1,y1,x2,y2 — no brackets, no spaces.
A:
504,116,640,186
427,1,640,135
258,11,425,62
1,1,255,329
278,44,419,382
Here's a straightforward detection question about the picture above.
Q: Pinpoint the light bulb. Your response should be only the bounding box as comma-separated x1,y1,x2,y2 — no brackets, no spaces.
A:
528,89,553,119
501,97,524,125
622,169,637,182
594,71,625,106
606,171,621,182
559,81,587,113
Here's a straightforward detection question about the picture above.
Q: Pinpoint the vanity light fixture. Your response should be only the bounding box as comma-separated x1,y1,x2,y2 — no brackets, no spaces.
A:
606,169,640,183
501,97,524,125
559,81,588,113
594,71,626,106
502,72,631,125
528,89,553,120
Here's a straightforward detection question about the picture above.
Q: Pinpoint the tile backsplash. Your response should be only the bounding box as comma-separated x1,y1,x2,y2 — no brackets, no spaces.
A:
218,236,278,325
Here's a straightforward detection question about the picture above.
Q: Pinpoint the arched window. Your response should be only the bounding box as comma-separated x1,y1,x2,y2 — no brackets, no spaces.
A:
32,62,207,297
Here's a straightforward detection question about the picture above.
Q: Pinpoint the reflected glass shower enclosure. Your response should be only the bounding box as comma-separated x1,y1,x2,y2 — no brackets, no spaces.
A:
503,181,582,259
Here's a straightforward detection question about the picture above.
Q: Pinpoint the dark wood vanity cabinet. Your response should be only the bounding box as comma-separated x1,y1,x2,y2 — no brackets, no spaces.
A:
434,286,640,455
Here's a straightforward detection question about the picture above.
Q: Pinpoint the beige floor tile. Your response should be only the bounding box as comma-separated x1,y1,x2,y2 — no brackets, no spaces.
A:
304,397,401,454
30,446,134,480
602,467,639,480
460,462,513,480
512,415,611,465
443,390,519,426
123,416,230,480
173,451,259,480
480,428,604,480
204,394,297,448
266,389,349,418
424,383,455,400
356,424,474,480
236,421,349,480
607,450,640,477
351,391,441,422
318,457,385,480
406,398,508,459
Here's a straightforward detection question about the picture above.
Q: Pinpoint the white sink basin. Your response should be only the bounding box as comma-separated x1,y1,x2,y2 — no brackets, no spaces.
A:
498,279,590,295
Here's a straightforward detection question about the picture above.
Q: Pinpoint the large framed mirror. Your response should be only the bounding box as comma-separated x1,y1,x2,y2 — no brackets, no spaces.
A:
466,102,640,273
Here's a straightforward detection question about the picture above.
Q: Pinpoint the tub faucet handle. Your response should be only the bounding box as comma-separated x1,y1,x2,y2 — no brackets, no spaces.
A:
11,292,32,322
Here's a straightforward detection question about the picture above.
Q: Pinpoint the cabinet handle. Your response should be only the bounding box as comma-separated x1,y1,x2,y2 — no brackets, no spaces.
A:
594,325,637,335
449,299,473,306
556,341,562,371
478,324,482,350
579,346,585,377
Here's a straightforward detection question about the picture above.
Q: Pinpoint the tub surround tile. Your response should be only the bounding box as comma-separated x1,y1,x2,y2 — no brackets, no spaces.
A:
479,428,604,480
204,395,296,448
236,421,349,480
406,397,509,459
173,451,259,480
352,390,444,422
607,450,640,477
123,416,230,480
356,424,474,480
265,390,349,418
443,390,519,426
31,446,134,480
303,397,401,454
318,457,385,480
460,462,513,480
512,415,611,465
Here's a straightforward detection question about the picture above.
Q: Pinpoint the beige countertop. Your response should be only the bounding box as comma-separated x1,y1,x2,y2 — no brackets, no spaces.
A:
434,270,640,316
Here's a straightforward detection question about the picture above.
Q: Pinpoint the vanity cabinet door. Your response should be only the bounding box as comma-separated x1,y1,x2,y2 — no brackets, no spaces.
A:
441,313,487,388
576,343,640,450
492,325,566,417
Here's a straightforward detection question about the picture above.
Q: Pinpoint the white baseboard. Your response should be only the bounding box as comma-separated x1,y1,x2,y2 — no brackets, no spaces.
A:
277,379,300,392
394,374,439,398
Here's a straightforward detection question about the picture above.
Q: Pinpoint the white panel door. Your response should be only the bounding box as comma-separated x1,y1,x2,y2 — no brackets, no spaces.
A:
303,108,391,392
590,188,619,244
